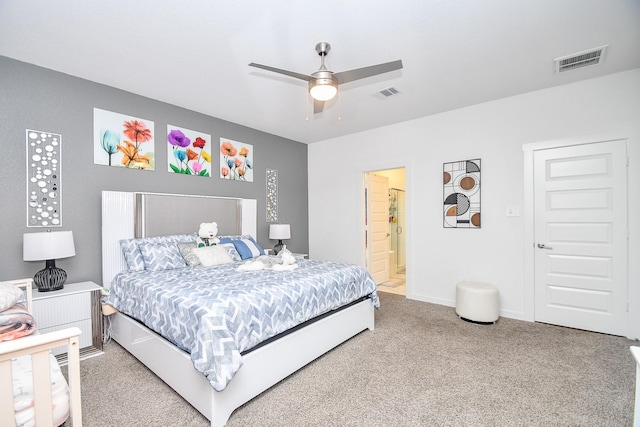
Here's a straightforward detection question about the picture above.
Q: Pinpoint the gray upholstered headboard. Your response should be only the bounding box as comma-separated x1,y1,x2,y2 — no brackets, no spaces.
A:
101,191,257,287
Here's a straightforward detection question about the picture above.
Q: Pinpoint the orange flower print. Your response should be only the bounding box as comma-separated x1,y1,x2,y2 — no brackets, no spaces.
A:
186,148,199,161
117,140,150,168
123,120,152,146
220,141,237,157
220,139,252,181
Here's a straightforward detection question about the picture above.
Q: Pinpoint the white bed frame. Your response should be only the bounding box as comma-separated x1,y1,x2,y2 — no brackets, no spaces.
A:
632,346,640,427
102,191,375,427
0,278,82,427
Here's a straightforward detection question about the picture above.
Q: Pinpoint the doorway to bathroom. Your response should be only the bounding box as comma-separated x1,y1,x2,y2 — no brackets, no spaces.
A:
368,168,406,296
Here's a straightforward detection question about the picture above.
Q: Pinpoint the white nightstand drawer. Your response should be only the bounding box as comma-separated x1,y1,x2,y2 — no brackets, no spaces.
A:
30,281,104,361
32,291,91,329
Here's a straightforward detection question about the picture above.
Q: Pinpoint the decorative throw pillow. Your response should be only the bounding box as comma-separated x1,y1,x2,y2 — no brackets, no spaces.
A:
220,243,242,262
217,235,250,244
232,237,265,260
138,242,187,271
178,242,201,266
193,245,233,267
120,233,196,272
0,283,23,312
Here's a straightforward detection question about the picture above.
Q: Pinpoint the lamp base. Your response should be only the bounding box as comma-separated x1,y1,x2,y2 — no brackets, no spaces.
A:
273,240,284,255
34,260,67,292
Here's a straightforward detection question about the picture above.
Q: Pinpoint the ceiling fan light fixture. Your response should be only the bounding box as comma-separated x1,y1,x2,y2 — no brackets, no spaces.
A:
249,41,403,113
309,73,338,101
309,83,337,101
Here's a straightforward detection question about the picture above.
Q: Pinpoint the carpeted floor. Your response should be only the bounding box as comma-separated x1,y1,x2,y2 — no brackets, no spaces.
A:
72,293,638,426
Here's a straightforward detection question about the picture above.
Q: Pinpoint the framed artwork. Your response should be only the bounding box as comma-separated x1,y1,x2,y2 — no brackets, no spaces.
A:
26,130,62,227
94,108,155,170
443,159,481,228
266,169,278,222
220,138,253,182
167,125,211,176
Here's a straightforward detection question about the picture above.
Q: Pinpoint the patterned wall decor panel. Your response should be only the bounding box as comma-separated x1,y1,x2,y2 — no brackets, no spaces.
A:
443,159,481,228
266,169,278,222
26,130,62,227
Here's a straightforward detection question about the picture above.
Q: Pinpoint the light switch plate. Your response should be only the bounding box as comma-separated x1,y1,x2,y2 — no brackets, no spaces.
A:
506,205,520,217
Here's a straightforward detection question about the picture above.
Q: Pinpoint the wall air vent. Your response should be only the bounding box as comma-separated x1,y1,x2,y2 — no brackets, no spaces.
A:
554,45,608,73
373,87,400,99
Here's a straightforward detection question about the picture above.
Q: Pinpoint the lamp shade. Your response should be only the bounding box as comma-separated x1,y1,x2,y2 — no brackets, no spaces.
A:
269,224,291,240
23,230,76,261
309,82,337,101
309,71,338,102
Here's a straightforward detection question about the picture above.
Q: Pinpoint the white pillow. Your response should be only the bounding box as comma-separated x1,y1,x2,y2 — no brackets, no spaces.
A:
193,245,233,267
0,283,24,312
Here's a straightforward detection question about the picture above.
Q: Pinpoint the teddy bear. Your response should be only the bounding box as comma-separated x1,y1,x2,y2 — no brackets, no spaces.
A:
272,247,297,271
196,222,220,247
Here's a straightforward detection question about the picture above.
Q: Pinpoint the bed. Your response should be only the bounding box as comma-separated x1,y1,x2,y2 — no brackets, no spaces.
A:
0,278,82,427
101,191,377,427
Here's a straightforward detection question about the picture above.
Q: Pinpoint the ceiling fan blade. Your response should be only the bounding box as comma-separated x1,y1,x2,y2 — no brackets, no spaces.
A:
248,63,311,81
334,60,403,84
313,99,325,114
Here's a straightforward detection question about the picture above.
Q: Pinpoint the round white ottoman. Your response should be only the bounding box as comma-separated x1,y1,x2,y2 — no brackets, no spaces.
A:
456,281,499,323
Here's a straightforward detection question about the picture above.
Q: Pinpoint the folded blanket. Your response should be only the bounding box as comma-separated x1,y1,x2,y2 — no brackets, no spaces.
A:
236,255,298,272
0,304,37,342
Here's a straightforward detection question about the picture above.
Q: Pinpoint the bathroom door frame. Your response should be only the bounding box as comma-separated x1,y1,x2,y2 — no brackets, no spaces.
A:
362,166,409,296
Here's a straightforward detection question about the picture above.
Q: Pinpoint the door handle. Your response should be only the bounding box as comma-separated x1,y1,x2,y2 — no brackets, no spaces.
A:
537,243,553,250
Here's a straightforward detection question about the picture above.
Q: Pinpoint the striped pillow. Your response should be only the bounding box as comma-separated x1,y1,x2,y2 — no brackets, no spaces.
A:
232,237,265,260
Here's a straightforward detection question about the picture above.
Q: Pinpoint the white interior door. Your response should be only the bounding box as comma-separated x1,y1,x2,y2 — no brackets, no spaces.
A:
366,174,389,284
534,139,628,335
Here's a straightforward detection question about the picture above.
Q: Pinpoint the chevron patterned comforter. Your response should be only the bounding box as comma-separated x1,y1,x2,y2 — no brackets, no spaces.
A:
104,259,378,391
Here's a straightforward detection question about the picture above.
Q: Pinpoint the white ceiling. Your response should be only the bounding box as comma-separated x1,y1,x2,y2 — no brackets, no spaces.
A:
1,1,639,144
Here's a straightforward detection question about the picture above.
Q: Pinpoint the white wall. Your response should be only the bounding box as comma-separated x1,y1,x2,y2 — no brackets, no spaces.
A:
308,69,640,338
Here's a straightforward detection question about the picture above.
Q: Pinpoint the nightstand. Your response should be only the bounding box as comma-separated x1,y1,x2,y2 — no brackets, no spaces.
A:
31,281,103,363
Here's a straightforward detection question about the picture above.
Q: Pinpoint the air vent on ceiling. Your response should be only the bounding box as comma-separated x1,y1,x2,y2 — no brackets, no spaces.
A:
373,87,400,99
554,45,608,73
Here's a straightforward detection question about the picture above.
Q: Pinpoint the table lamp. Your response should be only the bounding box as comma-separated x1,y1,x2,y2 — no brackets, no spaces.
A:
23,230,76,292
269,224,290,255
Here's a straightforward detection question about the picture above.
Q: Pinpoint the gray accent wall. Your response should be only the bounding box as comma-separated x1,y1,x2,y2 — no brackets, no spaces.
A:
0,56,308,285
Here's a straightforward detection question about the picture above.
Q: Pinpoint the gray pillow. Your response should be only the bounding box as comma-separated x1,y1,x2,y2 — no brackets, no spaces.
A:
178,242,201,266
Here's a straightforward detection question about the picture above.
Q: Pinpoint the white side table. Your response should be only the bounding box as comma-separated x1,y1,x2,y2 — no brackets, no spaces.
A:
32,281,103,363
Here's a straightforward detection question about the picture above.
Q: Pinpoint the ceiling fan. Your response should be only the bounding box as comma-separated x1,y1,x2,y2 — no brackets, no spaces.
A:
249,42,403,114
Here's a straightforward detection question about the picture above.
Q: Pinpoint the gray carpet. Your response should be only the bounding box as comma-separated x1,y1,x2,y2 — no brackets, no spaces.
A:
72,293,638,426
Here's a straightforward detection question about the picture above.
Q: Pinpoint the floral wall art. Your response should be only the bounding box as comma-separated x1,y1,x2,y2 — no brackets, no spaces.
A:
26,130,62,227
443,159,481,228
220,138,253,182
94,108,155,170
167,125,211,176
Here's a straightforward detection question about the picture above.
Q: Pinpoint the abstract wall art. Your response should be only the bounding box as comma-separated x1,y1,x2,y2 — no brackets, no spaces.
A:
266,169,278,222
443,159,481,228
26,130,62,227
167,125,211,176
220,138,253,182
94,108,155,170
